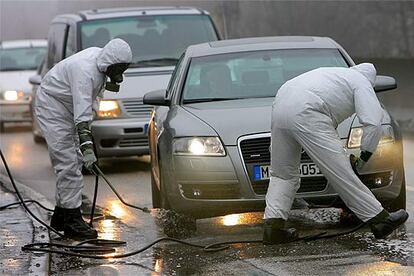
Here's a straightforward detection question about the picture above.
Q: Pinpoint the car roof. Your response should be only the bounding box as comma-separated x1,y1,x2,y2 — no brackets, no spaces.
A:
52,6,208,22
0,39,47,49
186,36,342,57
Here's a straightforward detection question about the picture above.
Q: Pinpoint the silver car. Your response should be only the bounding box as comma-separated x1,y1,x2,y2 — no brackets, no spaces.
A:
144,36,405,219
30,7,220,157
0,40,47,131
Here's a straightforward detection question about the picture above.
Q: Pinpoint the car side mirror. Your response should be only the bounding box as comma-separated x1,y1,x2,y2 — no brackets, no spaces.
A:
374,75,397,93
29,75,42,85
143,89,170,106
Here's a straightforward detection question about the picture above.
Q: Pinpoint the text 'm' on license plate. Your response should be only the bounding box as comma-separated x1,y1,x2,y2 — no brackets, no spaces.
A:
253,163,323,181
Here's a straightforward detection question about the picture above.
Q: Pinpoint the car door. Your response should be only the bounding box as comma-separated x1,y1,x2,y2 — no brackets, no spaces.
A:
45,22,68,71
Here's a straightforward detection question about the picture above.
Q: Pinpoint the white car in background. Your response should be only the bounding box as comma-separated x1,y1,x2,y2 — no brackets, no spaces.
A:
0,39,47,131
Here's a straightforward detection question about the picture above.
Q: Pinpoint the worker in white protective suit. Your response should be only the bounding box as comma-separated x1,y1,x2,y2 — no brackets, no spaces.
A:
263,63,409,244
35,39,132,238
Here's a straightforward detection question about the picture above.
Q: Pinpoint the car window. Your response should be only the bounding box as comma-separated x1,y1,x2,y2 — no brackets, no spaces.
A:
0,47,46,71
182,49,348,101
80,15,217,68
166,53,185,98
65,25,76,58
47,23,68,69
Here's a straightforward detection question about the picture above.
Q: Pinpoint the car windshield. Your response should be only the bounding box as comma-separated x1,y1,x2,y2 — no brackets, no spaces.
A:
80,15,218,68
0,47,46,71
182,49,348,103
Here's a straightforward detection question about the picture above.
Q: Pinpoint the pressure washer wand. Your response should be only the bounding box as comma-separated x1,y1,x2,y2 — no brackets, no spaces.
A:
92,164,150,213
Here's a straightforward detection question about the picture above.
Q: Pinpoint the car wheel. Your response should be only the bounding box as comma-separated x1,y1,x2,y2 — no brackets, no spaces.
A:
386,177,406,212
151,173,161,208
159,161,171,209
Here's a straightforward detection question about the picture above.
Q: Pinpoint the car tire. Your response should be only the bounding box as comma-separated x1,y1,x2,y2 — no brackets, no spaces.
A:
159,161,171,210
151,174,161,208
386,177,406,212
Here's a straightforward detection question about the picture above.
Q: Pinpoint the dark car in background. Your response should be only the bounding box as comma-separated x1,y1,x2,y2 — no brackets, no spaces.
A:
144,36,405,219
30,6,220,157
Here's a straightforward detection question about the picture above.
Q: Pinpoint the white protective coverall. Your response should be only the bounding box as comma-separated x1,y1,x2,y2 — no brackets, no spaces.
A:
265,63,385,222
35,39,132,209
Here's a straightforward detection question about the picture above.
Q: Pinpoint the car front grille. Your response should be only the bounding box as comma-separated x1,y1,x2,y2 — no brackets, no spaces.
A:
239,135,328,195
121,98,153,118
119,137,149,148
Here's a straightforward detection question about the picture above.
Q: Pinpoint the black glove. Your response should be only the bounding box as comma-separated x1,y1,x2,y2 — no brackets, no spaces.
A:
350,151,372,176
350,154,362,176
76,121,97,173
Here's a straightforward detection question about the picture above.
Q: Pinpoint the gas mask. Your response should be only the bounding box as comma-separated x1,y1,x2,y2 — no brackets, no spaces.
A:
105,63,130,92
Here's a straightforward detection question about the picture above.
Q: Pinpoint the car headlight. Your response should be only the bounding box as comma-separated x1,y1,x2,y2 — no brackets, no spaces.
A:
2,90,26,101
347,125,395,149
96,99,121,118
173,137,226,156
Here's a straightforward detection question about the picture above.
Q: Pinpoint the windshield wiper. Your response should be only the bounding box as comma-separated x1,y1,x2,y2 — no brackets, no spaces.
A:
131,58,179,67
183,97,245,104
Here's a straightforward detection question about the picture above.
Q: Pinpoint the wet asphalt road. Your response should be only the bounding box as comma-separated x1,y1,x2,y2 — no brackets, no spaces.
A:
0,124,413,275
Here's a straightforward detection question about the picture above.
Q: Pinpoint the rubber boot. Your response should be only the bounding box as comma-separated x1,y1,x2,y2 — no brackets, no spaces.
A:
263,218,298,245
370,209,409,239
63,207,98,239
50,206,65,231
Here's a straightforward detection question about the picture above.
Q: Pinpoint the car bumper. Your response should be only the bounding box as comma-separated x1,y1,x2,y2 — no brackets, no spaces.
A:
91,118,150,158
164,141,404,219
0,101,31,122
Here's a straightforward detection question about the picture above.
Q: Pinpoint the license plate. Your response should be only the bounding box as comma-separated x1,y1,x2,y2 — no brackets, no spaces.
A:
253,163,323,181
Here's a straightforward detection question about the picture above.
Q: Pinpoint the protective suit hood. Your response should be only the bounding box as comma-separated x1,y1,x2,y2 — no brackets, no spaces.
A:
351,63,376,87
97,39,132,73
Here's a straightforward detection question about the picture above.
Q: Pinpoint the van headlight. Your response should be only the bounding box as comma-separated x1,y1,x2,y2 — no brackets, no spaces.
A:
347,125,395,149
96,99,121,118
173,137,226,156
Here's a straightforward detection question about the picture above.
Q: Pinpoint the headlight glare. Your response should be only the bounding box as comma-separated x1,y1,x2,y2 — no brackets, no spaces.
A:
173,137,225,156
97,99,121,118
347,126,395,149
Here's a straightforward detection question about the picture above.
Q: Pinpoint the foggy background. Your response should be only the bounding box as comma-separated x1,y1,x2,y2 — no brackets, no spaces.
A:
1,0,413,128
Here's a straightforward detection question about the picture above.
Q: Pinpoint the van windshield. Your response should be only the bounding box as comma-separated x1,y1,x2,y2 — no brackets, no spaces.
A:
80,15,218,68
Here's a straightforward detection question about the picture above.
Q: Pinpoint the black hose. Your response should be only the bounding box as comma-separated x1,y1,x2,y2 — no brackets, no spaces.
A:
0,199,53,212
89,175,99,227
0,149,64,238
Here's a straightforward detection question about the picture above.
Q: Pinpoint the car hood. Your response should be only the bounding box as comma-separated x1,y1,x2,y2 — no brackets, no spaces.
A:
183,98,361,146
102,66,174,99
0,70,36,93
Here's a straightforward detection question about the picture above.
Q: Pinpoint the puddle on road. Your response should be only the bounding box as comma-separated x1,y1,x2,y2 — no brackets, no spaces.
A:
49,206,414,275
152,208,197,238
355,229,414,265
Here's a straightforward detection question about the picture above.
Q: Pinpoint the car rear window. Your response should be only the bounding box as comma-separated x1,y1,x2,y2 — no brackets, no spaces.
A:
0,47,46,71
80,15,218,68
182,49,348,101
